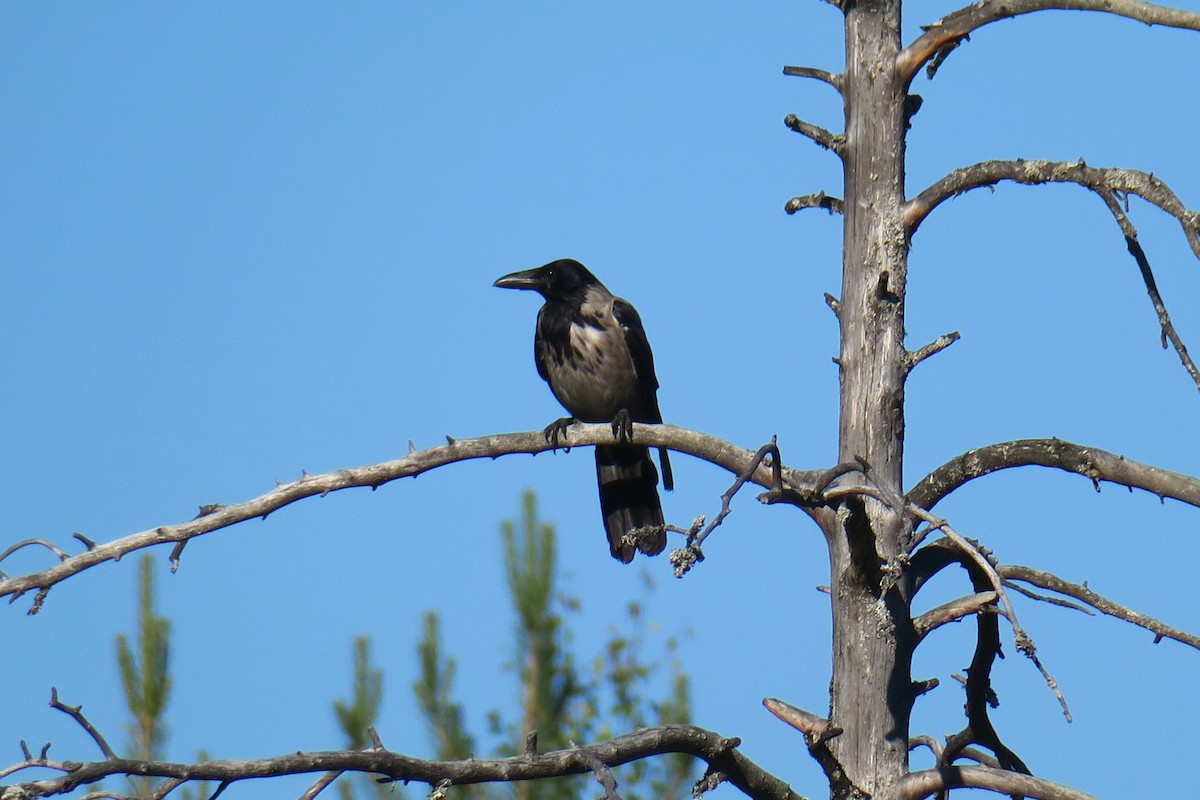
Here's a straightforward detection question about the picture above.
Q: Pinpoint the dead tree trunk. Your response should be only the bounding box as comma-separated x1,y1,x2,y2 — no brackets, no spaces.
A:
824,0,914,796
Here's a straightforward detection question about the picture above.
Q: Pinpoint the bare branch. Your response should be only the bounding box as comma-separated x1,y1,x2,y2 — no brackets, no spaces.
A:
297,770,341,800
0,725,805,800
898,0,1200,84
899,764,1099,800
909,437,1200,511
673,439,787,576
49,688,116,761
909,737,1001,769
1004,580,1095,614
0,424,825,610
1106,202,1200,391
904,159,1200,257
1000,564,1200,649
785,192,844,216
761,699,862,800
908,540,1033,775
911,513,1072,721
783,114,845,155
762,698,841,744
571,741,623,800
913,590,998,641
903,331,960,376
0,539,71,576
906,159,1200,390
782,65,843,91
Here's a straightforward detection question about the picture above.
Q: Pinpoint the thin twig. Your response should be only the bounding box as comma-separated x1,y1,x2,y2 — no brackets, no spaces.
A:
904,332,960,376
0,538,72,568
298,770,342,800
1003,579,1094,614
673,438,783,576
49,688,117,761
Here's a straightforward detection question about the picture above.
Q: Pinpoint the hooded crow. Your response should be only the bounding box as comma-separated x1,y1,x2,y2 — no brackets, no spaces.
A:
494,259,672,561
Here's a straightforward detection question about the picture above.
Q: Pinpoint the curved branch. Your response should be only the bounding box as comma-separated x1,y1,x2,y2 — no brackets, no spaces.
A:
908,538,1035,773
898,0,1200,85
0,725,804,800
0,424,824,610
904,159,1200,256
899,765,1099,800
908,437,1200,511
907,159,1200,391
1000,564,1200,649
782,65,843,92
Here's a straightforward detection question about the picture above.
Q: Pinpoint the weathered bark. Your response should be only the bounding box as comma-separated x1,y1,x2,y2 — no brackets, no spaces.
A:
825,0,915,796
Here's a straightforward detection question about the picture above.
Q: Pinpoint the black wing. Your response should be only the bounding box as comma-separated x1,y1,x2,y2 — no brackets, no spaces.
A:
613,297,673,491
612,297,661,421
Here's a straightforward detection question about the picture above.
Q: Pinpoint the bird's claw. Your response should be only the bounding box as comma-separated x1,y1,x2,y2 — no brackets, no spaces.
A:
611,409,634,442
544,417,576,450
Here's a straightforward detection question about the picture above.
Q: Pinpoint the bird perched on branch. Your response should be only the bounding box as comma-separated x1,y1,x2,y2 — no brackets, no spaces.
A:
494,258,673,562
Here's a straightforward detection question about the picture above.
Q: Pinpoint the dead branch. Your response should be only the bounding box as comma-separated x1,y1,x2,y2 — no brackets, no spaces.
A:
672,439,786,576
898,0,1200,84
911,515,1072,721
909,737,1001,769
785,192,844,216
907,159,1200,390
0,724,804,800
0,540,70,579
782,65,842,91
0,424,825,611
909,541,1033,776
762,699,862,800
1000,564,1200,649
783,114,845,155
913,590,998,641
49,688,116,761
762,698,841,745
1103,195,1200,390
903,331,960,376
905,159,1200,256
899,764,1099,800
572,741,623,800
908,437,1200,511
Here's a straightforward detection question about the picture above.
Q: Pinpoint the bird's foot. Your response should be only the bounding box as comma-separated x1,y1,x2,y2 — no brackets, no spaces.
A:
543,417,576,450
611,409,634,442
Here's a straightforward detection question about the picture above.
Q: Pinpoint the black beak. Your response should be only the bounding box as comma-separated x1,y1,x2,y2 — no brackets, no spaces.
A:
493,268,543,291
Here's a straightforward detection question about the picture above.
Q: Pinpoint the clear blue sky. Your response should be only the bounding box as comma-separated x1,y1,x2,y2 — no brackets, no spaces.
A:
2,3,1198,797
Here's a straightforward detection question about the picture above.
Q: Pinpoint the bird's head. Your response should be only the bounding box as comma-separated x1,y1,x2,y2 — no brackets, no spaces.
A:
494,259,599,301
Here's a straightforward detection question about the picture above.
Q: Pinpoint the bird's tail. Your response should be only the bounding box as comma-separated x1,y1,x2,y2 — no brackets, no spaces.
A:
595,444,666,562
